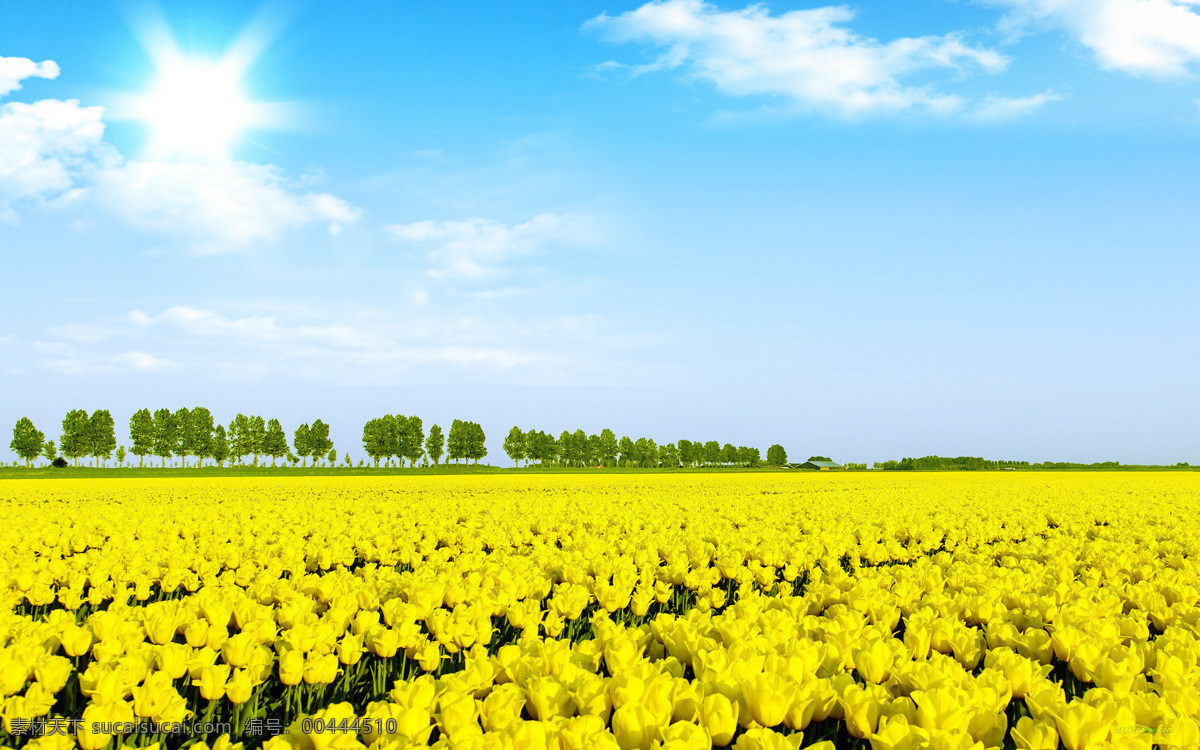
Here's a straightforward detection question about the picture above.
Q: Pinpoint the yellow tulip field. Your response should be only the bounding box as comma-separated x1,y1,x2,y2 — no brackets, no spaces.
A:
1,472,1198,750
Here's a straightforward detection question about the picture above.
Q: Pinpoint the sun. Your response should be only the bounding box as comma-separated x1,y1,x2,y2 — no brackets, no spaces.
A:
135,57,260,161
114,10,286,162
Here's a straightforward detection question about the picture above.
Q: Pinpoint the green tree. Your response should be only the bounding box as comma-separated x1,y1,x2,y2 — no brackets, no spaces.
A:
294,423,313,467
247,416,267,466
182,407,214,467
767,444,787,466
659,442,679,468
228,414,251,466
721,443,737,466
211,425,229,467
171,408,192,467
745,447,761,467
468,422,487,464
309,420,332,467
808,456,833,463
558,431,573,467
599,429,618,467
42,440,56,464
426,424,444,465
503,426,527,467
585,433,601,467
402,416,425,467
328,448,338,467
153,409,179,467
60,409,91,467
10,417,44,467
572,429,588,467
447,419,466,464
700,441,718,466
618,436,634,467
644,439,658,468
115,446,126,466
264,419,288,466
362,418,388,468
678,439,694,468
129,409,155,467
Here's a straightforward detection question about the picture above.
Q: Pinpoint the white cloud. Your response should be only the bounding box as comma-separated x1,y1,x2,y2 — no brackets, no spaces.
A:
991,0,1200,76
0,54,359,247
0,56,59,97
387,213,599,280
969,90,1062,121
585,0,1008,116
95,160,359,252
0,98,115,221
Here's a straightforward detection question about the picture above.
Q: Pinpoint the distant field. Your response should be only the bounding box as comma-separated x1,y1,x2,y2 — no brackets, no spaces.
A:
1,472,1197,748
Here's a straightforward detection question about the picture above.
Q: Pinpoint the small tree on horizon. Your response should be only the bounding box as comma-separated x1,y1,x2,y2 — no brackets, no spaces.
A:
42,440,57,464
309,420,333,467
264,419,289,466
10,417,44,467
447,420,466,465
425,424,444,465
294,423,313,467
504,426,527,467
129,409,154,467
152,409,178,467
61,409,91,467
211,425,229,467
767,444,787,466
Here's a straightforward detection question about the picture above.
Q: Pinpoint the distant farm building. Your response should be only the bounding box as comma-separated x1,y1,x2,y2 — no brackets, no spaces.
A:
787,460,844,470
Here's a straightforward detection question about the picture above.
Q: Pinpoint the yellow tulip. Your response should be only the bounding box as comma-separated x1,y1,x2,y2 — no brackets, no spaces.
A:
658,721,711,750
732,727,800,750
853,639,895,684
741,672,792,728
220,632,257,668
1051,701,1114,750
1011,716,1059,750
436,689,480,740
303,652,340,685
61,624,93,657
198,664,230,701
700,692,740,747
525,675,575,720
912,687,973,734
611,703,661,750
870,715,922,750
278,649,304,686
33,655,73,694
482,683,526,732
77,699,135,750
224,668,253,704
840,683,881,739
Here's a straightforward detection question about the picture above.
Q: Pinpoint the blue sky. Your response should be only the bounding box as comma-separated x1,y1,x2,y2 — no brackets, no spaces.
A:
2,0,1198,465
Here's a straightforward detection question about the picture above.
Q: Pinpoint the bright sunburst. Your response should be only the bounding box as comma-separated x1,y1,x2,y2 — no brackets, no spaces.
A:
116,10,284,162
135,58,257,160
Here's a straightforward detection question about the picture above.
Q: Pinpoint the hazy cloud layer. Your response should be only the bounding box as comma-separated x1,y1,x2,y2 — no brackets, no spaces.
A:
387,213,601,280
5,304,657,387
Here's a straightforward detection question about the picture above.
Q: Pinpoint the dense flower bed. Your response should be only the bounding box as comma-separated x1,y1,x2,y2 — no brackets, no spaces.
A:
0,473,1197,749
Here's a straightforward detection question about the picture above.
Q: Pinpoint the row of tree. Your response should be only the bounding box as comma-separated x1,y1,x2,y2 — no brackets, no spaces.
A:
500,426,777,469
11,413,792,470
873,456,1028,471
8,411,336,468
359,417,487,467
